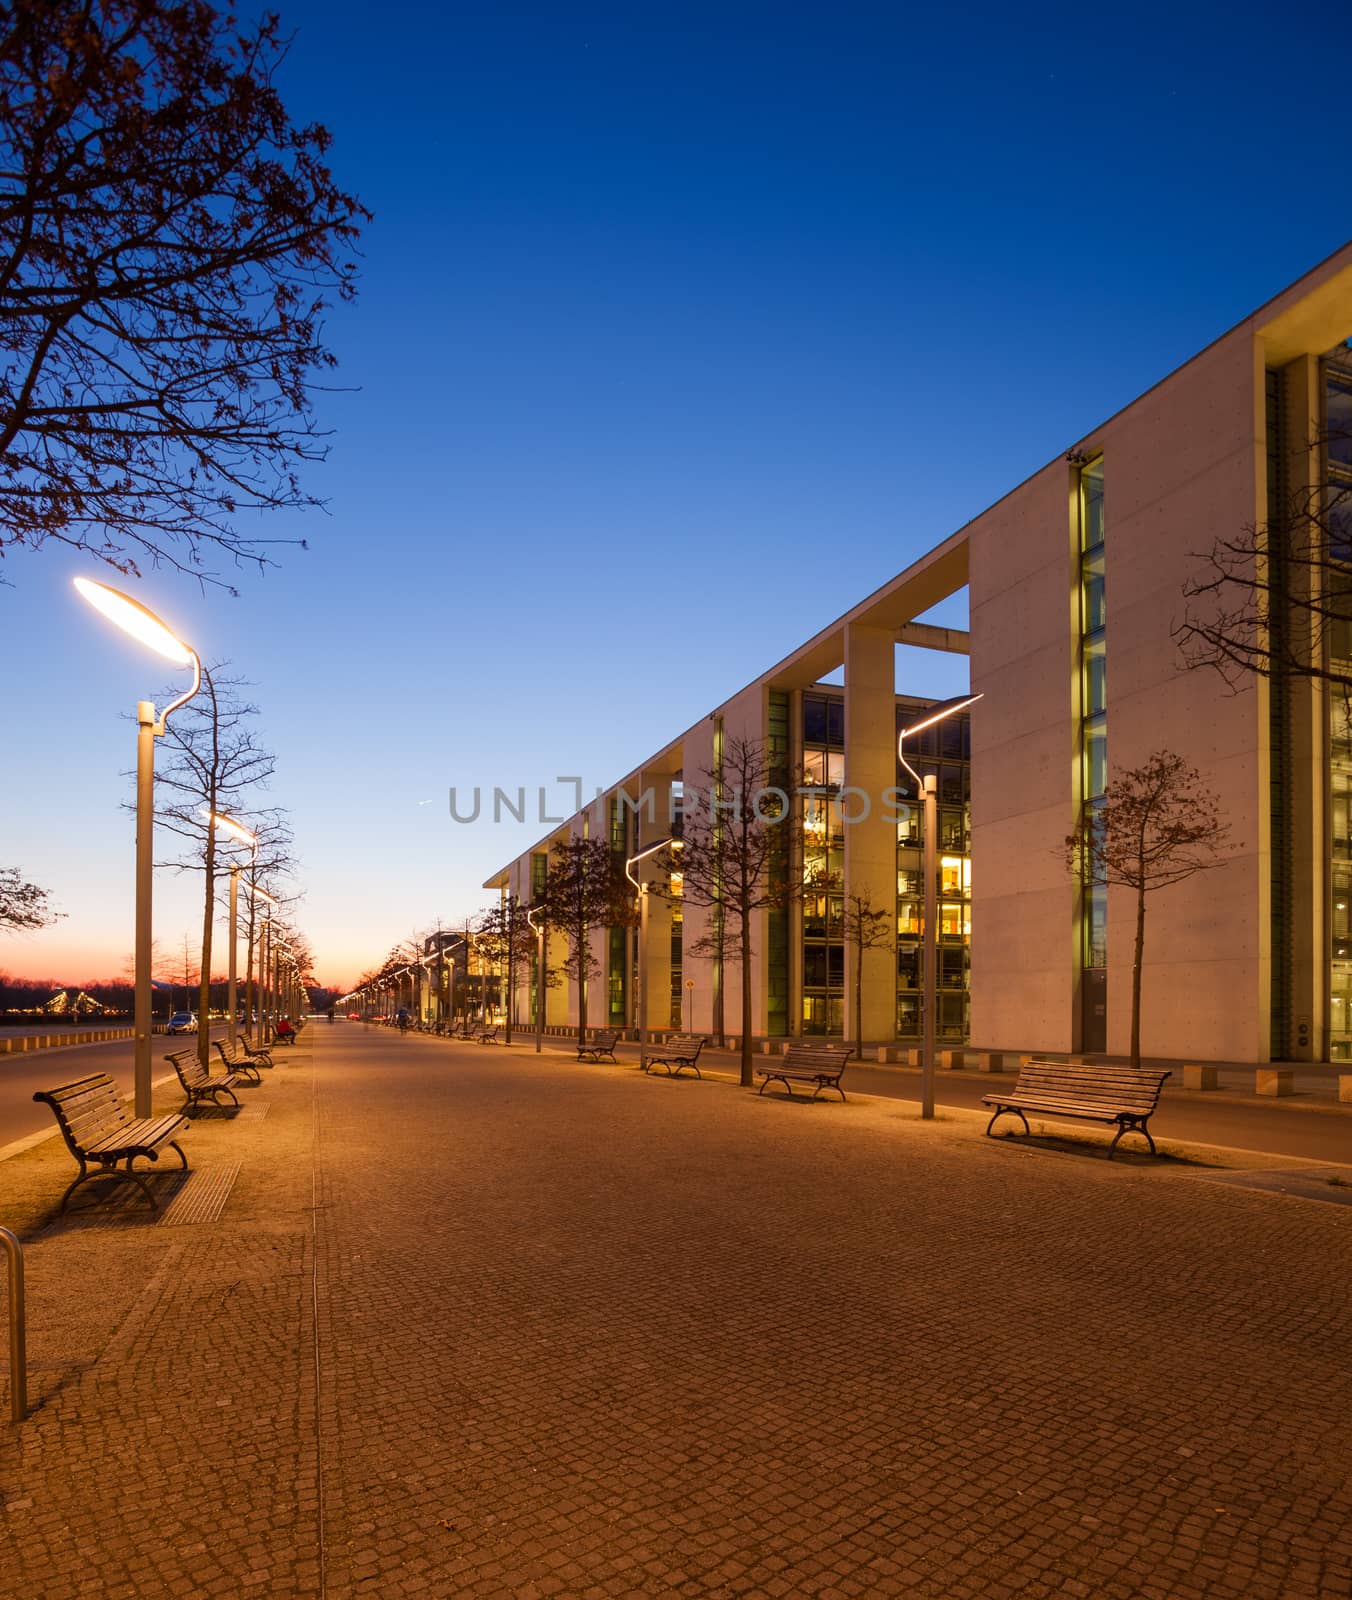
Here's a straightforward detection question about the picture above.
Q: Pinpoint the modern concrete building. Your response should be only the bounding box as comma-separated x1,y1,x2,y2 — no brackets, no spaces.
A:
488,242,1352,1065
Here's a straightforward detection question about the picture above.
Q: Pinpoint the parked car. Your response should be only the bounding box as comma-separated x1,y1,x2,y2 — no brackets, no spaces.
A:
166,1011,197,1034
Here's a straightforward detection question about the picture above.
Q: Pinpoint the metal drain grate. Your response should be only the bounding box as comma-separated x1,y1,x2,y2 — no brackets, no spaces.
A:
157,1162,240,1225
235,1102,271,1122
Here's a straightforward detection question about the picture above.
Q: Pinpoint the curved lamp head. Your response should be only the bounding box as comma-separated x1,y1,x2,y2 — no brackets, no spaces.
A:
75,576,201,728
206,810,259,861
897,692,983,790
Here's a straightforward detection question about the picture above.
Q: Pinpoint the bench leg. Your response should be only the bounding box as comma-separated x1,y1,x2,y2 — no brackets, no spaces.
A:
984,1105,1030,1139
1107,1117,1157,1160
60,1161,160,1215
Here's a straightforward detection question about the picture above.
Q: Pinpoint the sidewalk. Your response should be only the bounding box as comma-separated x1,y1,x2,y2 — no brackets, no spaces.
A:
2,1026,1350,1599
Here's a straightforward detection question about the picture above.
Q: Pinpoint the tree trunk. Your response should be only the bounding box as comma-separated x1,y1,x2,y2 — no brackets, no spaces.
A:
1131,881,1146,1069
740,905,754,1087
854,931,863,1060
197,825,216,1068
504,928,514,1045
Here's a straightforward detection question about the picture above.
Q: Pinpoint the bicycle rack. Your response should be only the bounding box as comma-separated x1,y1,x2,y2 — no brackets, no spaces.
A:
2,1227,26,1423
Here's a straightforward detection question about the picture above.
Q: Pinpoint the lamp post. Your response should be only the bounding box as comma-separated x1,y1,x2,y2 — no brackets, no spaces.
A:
207,811,257,1052
249,884,277,1044
525,906,545,1054
625,838,680,1069
76,577,201,1119
898,692,983,1120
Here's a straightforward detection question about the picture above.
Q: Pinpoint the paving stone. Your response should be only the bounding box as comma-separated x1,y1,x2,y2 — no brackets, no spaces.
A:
1,1029,1350,1597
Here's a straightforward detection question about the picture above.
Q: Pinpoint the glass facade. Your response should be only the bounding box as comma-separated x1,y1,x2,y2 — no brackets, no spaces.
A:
1325,346,1352,1057
801,691,845,1034
766,690,792,1036
895,698,971,1039
1078,458,1108,1049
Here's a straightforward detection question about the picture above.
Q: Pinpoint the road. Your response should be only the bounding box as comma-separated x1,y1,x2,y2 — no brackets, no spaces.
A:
0,1028,223,1149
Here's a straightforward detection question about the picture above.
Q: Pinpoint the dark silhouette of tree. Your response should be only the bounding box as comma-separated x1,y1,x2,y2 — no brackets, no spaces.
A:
0,864,60,930
475,895,537,1044
0,0,368,586
841,887,894,1061
537,835,633,1054
665,735,794,1087
1175,351,1352,695
150,665,275,1064
1064,751,1232,1068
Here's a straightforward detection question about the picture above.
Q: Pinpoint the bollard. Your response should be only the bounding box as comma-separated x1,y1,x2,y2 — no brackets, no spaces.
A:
1256,1069,1293,1097
2,1228,26,1424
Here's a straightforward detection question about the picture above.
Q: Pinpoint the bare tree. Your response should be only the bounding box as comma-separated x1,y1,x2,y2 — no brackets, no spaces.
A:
0,865,61,930
667,735,794,1088
537,835,633,1053
1064,751,1232,1068
841,887,894,1061
239,807,295,1033
0,0,368,586
476,894,537,1044
1175,357,1352,695
150,666,275,1064
173,929,200,1012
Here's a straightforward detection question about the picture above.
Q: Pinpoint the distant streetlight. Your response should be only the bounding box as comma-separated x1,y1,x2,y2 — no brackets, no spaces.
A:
206,810,257,1052
898,692,983,1120
75,577,201,1118
248,883,278,1042
625,838,681,1067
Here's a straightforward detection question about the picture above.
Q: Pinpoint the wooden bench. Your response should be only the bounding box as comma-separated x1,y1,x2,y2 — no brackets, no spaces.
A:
642,1033,707,1078
982,1060,1171,1159
471,1023,500,1045
171,1048,242,1112
32,1073,190,1214
236,1036,274,1068
210,1040,263,1085
577,1028,621,1062
757,1042,851,1101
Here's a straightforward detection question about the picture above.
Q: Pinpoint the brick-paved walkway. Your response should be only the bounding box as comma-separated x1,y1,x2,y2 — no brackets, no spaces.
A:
2,1027,1350,1598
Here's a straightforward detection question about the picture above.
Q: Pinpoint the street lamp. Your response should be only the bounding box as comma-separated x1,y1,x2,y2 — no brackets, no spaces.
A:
898,691,983,1120
76,577,201,1118
525,905,545,1054
206,810,257,1052
625,838,681,1068
248,884,278,1043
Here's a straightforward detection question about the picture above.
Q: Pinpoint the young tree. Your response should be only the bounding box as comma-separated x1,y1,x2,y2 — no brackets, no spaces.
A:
537,835,634,1054
475,895,537,1044
173,930,200,1012
841,887,895,1061
1064,751,1232,1068
0,0,368,586
0,865,61,930
239,807,295,1034
669,735,795,1088
1174,371,1352,695
151,666,275,1064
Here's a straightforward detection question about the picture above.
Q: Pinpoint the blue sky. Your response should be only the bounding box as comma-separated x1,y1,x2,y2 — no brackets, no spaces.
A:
2,0,1346,987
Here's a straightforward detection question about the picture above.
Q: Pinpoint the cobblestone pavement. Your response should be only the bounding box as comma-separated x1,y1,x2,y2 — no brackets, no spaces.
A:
2,1026,1351,1599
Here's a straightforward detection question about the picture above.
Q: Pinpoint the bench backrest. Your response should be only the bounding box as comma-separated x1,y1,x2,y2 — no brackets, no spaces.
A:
591,1028,619,1044
1018,1060,1170,1114
170,1048,213,1087
32,1074,127,1158
782,1043,851,1075
665,1033,706,1050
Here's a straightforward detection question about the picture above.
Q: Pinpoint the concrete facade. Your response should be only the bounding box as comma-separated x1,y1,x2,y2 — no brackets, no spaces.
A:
487,243,1352,1065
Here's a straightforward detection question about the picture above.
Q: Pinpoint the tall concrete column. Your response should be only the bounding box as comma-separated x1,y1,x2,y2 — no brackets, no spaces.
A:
844,623,899,1045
